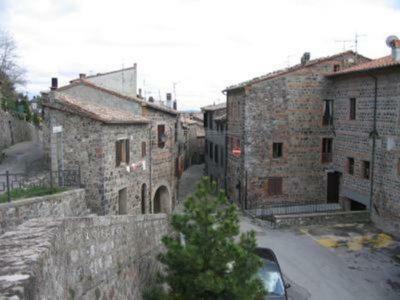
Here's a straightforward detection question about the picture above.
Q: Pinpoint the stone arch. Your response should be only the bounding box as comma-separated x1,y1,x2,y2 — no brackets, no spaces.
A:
141,183,147,214
153,184,171,214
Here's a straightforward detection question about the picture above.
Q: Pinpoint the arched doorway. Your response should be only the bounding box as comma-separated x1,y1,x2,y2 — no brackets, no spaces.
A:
153,185,170,213
141,184,147,214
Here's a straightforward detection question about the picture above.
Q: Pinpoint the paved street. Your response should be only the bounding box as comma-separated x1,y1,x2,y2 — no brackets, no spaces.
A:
175,163,400,300
0,141,45,175
177,163,204,204
240,216,400,300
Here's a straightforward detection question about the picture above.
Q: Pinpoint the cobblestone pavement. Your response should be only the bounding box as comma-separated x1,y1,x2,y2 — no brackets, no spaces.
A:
176,163,204,206
240,216,400,300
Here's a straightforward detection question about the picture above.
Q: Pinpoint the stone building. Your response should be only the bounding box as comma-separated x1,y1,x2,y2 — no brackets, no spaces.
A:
324,41,400,234
177,112,205,171
43,67,178,215
202,103,227,190
224,51,370,209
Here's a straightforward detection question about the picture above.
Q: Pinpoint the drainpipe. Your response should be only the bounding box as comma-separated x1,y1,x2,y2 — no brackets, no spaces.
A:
367,73,379,215
149,124,153,213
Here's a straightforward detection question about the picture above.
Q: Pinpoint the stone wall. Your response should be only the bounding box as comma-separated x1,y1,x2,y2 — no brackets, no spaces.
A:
43,106,151,216
0,110,39,151
226,52,369,209
0,213,169,299
0,188,87,234
325,69,400,235
204,107,227,190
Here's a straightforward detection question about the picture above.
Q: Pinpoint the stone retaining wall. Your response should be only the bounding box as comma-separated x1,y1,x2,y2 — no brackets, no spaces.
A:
0,188,87,234
0,214,169,299
0,110,40,151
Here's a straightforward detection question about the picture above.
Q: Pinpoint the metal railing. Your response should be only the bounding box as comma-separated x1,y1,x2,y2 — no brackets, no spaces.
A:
0,168,81,203
246,199,343,217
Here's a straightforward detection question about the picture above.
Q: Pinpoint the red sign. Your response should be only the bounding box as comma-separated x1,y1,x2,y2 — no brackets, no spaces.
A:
232,148,241,157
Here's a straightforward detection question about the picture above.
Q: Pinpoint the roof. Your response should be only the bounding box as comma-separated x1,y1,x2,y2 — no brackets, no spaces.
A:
70,65,137,82
201,102,226,111
43,92,149,125
214,113,226,122
224,51,369,91
326,55,400,77
57,79,177,116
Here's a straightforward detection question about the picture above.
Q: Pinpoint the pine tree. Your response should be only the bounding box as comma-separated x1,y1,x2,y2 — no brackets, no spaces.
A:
145,177,265,300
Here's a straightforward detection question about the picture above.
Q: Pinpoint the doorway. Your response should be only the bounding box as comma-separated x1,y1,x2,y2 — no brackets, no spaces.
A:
327,172,340,203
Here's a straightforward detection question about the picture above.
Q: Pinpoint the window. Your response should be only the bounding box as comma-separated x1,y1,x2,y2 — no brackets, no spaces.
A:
323,100,333,125
141,142,146,157
322,138,333,163
157,124,166,148
398,159,400,177
205,139,208,154
333,64,340,72
215,145,219,163
350,98,356,120
362,161,370,179
220,148,224,166
268,177,283,196
204,112,208,128
116,139,130,166
273,143,283,158
347,157,354,175
209,113,213,130
209,142,213,159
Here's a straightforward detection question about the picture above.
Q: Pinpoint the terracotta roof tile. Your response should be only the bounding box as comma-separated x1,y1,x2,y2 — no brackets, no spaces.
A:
43,92,149,124
57,79,177,116
326,55,400,76
224,51,370,91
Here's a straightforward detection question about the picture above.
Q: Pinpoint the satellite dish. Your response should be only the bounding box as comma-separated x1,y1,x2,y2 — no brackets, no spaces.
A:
386,35,399,48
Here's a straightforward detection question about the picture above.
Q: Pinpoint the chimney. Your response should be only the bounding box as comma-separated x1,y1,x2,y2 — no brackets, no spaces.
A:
79,73,86,79
51,77,58,90
173,100,177,110
138,88,142,98
391,40,400,62
166,93,172,108
301,52,311,65
148,96,154,103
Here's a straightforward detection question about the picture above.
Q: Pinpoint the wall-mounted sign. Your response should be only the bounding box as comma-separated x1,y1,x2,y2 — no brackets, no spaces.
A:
52,126,63,133
232,148,241,157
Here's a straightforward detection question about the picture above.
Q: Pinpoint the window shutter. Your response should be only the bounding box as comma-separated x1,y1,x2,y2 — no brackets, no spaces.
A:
116,141,120,166
142,142,146,157
125,139,130,163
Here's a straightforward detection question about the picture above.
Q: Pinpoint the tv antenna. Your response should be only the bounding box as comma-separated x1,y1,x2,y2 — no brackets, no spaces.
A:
172,82,179,100
335,39,352,51
354,33,366,54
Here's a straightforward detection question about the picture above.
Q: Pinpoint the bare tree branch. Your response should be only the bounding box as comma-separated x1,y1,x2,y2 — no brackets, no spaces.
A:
0,29,26,86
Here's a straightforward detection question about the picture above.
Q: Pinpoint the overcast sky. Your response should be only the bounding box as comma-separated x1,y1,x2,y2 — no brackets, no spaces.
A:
1,0,399,111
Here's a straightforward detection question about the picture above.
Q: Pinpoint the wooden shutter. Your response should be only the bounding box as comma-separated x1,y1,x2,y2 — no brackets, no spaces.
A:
142,142,146,157
268,177,283,196
125,139,130,163
116,141,121,166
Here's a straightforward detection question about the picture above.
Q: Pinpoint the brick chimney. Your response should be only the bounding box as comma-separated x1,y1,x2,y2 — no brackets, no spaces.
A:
79,73,86,79
50,77,58,90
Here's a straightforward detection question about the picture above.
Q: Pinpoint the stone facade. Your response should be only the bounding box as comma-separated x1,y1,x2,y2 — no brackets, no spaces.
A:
325,67,400,235
43,72,178,216
225,51,370,208
202,103,227,190
0,213,169,299
0,188,86,234
177,112,205,171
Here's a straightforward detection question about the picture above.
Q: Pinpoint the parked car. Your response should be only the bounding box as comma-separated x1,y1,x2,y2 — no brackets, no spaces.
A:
256,248,290,300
